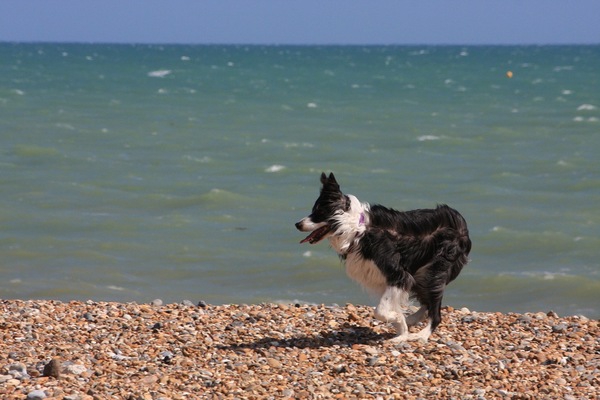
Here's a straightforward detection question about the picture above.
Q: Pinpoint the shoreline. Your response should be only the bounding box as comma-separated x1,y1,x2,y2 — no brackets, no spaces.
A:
1,299,597,399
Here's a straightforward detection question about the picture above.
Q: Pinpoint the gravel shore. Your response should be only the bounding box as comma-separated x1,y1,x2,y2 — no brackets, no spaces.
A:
1,299,598,399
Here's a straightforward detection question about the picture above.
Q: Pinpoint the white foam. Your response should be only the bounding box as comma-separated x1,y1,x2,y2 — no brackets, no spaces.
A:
307,102,318,108
183,155,211,163
56,123,75,130
284,142,314,148
577,104,596,111
106,285,126,291
417,135,441,141
553,66,573,72
265,165,286,173
181,56,190,61
147,69,172,78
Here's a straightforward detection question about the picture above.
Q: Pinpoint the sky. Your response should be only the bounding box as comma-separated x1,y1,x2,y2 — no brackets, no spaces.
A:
1,1,599,46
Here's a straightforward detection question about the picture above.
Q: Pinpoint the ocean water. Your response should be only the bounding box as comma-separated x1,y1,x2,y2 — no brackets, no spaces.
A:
1,43,599,318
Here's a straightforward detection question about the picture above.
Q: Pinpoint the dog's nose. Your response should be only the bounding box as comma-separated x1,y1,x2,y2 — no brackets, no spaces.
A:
295,221,303,230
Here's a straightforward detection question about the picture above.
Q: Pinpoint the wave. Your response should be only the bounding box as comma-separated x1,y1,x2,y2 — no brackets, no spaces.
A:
576,104,596,111
265,164,286,173
417,135,441,142
147,69,172,78
12,144,60,160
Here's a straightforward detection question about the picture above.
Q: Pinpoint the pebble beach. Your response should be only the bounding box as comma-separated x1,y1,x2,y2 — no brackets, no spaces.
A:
1,299,598,400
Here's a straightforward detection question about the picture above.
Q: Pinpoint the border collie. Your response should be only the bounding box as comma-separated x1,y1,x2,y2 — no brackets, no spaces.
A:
295,172,471,342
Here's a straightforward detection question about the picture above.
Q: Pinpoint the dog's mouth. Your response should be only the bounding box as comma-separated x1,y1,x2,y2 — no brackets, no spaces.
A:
300,225,331,244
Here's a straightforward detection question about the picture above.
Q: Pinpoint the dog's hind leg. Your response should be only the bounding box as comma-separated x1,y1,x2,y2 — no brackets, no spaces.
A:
405,305,427,327
406,291,443,342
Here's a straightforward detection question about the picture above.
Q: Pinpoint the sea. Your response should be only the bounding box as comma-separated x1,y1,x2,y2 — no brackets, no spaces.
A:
1,43,598,318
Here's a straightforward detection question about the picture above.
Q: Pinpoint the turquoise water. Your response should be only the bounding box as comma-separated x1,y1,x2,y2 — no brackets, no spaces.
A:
1,44,599,317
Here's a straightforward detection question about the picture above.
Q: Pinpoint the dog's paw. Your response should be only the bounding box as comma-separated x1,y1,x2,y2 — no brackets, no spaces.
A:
387,332,429,344
406,333,429,343
386,334,409,344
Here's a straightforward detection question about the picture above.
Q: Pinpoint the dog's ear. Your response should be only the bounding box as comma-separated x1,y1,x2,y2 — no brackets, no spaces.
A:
320,172,328,185
320,172,340,191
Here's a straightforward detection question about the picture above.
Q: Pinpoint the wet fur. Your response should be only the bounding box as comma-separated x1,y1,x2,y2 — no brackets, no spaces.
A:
296,172,471,342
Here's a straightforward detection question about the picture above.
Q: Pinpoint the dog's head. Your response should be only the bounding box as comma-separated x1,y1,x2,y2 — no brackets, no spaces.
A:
295,172,351,244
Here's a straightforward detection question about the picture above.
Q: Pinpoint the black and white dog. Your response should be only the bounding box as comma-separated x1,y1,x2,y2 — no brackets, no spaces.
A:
295,173,471,342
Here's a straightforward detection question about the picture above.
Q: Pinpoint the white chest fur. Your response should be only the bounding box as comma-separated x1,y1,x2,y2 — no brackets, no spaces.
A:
344,252,387,296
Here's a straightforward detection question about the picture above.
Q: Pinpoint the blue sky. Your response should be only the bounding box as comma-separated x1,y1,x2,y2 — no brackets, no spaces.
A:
1,1,599,45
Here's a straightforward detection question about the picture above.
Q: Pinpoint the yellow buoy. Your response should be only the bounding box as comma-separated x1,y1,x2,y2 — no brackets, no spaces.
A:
506,71,513,78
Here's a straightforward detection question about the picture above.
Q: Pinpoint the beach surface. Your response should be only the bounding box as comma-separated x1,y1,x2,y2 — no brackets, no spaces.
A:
1,299,597,399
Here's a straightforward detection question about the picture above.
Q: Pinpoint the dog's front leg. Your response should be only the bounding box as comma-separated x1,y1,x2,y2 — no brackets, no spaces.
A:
374,286,410,341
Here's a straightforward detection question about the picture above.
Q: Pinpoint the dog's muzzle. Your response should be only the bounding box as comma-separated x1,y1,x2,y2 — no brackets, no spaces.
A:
296,220,331,244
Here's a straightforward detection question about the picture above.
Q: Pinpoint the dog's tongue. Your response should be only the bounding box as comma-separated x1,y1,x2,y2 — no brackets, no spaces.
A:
300,225,331,244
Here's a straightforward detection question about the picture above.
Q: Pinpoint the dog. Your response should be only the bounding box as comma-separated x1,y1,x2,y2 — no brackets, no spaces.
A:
295,172,471,342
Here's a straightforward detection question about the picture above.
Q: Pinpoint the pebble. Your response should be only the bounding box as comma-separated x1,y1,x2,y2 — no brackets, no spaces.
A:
552,323,567,333
42,358,61,378
8,362,28,376
0,299,597,399
150,299,163,307
26,390,47,400
82,312,94,321
65,363,87,375
266,358,282,368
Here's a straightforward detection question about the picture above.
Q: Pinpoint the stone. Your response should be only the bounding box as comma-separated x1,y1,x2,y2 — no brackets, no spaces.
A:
82,312,94,321
26,390,47,400
266,358,282,368
65,363,87,375
42,358,61,378
552,324,567,333
8,362,28,377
